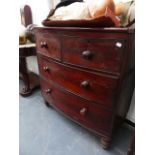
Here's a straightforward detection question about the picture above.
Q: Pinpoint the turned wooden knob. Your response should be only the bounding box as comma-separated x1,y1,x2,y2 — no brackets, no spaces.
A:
40,41,48,48
43,66,49,72
82,50,93,60
80,108,87,116
115,42,122,48
45,89,51,94
81,81,90,89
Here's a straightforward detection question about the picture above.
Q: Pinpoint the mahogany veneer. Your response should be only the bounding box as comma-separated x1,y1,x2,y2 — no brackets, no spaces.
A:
37,57,118,108
35,26,135,149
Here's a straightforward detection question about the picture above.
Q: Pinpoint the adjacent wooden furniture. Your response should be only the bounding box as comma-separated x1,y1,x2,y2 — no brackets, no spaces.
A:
20,5,32,26
19,5,39,96
35,26,135,148
19,43,39,96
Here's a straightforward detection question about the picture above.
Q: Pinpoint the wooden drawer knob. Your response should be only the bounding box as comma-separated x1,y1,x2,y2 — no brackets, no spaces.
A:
43,66,49,72
80,108,87,116
40,41,48,48
115,42,122,48
81,81,90,89
45,89,51,94
82,50,93,60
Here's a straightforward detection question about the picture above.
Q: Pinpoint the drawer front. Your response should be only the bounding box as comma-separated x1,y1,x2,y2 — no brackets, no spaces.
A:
38,57,118,108
62,36,125,74
40,78,113,135
36,33,61,61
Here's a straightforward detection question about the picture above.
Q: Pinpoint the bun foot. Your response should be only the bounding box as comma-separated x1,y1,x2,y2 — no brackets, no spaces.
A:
101,136,111,149
44,101,50,107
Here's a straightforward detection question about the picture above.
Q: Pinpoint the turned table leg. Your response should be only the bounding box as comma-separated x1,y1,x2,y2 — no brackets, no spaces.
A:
19,57,32,96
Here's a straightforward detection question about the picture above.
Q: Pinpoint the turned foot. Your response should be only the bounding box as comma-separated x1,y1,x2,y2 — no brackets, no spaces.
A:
44,101,50,107
101,136,111,149
20,86,32,97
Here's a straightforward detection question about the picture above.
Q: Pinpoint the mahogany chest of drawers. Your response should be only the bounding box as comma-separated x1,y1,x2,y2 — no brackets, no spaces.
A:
35,27,135,149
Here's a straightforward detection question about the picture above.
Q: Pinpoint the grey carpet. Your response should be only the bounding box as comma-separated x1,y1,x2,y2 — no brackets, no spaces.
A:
19,85,133,155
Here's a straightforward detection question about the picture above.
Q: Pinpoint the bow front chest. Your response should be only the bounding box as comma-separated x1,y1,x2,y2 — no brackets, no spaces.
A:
35,27,134,149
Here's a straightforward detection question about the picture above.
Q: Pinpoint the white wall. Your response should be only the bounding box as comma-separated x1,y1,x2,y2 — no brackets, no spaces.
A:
19,0,52,25
19,0,61,25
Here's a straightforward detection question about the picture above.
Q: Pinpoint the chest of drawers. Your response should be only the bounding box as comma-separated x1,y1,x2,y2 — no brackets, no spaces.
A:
35,27,134,149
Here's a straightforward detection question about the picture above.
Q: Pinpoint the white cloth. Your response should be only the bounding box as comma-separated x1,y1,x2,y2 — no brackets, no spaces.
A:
48,2,91,20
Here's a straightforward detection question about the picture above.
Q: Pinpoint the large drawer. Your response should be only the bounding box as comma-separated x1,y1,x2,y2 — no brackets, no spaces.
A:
38,56,118,108
40,78,113,135
62,36,125,74
36,33,61,61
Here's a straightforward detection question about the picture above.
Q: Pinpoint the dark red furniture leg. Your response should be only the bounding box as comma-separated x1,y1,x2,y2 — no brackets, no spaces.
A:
19,56,32,96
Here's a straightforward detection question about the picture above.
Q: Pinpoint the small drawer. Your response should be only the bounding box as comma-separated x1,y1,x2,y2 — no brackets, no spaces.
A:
62,36,125,74
40,78,113,135
36,33,61,61
38,57,118,108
